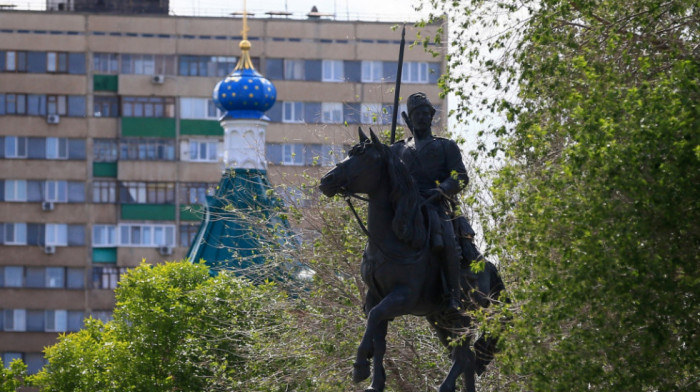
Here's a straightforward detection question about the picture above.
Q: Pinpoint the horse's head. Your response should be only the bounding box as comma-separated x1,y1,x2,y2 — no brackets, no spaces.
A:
320,128,427,249
319,128,386,198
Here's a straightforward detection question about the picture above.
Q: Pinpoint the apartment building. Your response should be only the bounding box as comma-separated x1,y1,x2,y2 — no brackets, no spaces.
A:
0,7,445,372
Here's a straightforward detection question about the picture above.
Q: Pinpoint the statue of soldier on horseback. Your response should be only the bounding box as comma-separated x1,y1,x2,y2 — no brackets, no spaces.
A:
318,26,505,392
319,94,505,392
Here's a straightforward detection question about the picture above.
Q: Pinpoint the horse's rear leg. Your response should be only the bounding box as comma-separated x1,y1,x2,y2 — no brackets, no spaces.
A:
439,344,476,392
354,287,412,384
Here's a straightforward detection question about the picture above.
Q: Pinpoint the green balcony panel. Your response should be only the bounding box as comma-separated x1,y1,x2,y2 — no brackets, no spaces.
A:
180,204,205,221
92,248,117,263
121,204,176,221
180,119,223,136
121,117,176,138
93,74,118,92
93,162,117,177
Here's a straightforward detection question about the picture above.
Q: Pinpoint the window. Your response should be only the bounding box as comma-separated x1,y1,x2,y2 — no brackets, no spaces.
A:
321,102,343,124
2,309,26,331
4,136,27,158
67,311,84,332
93,96,119,117
93,267,125,289
322,60,344,82
4,180,27,202
3,223,27,245
402,62,429,84
119,138,175,161
282,144,305,166
282,101,304,123
46,95,66,115
179,224,200,247
188,140,218,162
118,224,175,247
46,52,68,73
3,267,23,287
119,182,175,204
5,51,27,72
44,181,68,202
178,55,236,77
90,310,114,323
122,96,175,118
92,225,117,247
2,353,22,367
45,310,67,332
361,103,385,124
93,139,118,162
320,145,346,166
67,268,85,289
179,97,221,120
93,53,119,73
46,137,68,160
362,61,383,82
284,59,304,80
2,94,27,115
180,182,215,204
121,54,175,75
45,267,65,288
92,180,117,203
45,224,68,246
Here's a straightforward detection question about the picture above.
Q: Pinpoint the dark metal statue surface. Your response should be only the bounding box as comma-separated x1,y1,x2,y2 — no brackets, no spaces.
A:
319,94,505,392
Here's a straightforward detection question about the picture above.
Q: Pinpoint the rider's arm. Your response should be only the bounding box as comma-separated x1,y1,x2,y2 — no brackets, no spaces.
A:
438,140,469,197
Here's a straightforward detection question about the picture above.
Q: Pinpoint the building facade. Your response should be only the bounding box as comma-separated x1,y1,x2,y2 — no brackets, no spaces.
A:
0,9,445,372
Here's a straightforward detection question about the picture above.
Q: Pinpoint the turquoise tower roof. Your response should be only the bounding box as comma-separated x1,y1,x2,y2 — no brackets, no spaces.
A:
187,16,291,278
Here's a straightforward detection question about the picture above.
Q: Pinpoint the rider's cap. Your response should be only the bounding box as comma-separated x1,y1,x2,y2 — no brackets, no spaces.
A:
407,92,436,117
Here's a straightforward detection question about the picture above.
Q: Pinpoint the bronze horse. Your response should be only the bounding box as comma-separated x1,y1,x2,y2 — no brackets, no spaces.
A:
319,128,504,392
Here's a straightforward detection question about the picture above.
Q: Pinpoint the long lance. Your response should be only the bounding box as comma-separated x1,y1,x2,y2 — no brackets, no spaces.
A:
390,24,406,144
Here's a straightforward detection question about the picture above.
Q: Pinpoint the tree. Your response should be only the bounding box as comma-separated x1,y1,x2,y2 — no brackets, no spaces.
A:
420,0,699,390
0,357,27,392
31,261,295,391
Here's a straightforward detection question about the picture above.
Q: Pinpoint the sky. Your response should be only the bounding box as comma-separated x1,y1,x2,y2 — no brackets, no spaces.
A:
169,0,430,21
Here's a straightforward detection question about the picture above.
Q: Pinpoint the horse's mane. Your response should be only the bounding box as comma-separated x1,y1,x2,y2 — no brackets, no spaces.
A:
381,144,427,249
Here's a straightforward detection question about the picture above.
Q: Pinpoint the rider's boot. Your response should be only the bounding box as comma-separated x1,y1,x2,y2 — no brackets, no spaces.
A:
446,247,462,313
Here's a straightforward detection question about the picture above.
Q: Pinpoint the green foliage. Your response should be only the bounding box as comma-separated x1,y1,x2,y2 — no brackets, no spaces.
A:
31,261,294,391
0,358,27,392
421,0,699,390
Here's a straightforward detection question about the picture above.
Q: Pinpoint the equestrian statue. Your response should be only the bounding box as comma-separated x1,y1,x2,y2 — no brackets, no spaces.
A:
319,93,506,392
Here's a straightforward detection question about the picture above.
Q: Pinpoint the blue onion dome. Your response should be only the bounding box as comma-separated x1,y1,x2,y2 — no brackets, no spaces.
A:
212,39,277,120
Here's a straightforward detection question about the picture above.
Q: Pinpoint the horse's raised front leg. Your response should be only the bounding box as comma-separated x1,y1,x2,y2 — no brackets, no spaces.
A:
354,286,413,384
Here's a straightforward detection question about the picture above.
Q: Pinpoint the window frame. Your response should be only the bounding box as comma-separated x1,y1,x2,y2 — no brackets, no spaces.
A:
283,59,305,80
4,136,28,158
321,102,344,124
282,143,305,166
4,180,27,202
46,137,68,160
45,223,68,246
44,180,68,202
282,101,305,123
3,223,27,245
92,224,117,247
322,60,344,82
361,60,383,82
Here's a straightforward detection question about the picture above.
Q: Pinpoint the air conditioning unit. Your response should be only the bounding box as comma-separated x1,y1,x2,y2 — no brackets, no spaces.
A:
152,74,165,84
47,114,60,124
44,245,56,255
158,246,173,256
41,201,55,211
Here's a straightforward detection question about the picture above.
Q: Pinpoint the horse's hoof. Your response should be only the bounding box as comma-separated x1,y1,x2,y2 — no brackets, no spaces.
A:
353,362,371,383
365,388,383,392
